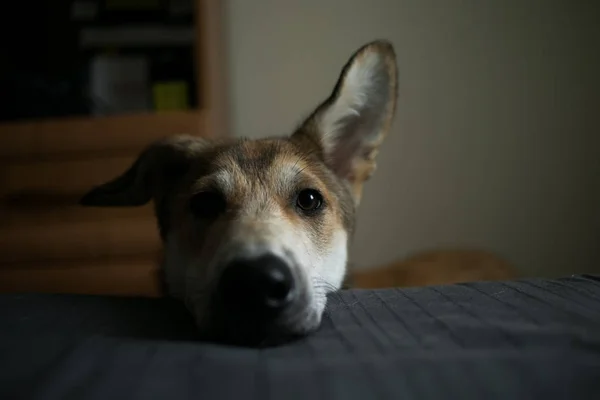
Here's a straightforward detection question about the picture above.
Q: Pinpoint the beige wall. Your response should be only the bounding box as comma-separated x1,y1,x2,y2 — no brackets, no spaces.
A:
224,0,599,277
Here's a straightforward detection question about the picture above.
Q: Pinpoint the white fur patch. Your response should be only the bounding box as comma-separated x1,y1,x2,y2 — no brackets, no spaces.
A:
274,162,307,192
315,228,348,290
319,51,383,148
212,170,235,194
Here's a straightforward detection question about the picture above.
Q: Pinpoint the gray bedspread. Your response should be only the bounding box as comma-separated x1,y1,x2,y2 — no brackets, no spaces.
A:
1,274,600,399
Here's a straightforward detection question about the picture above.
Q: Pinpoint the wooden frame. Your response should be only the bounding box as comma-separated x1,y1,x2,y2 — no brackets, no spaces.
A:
0,0,228,157
0,111,206,162
197,0,229,139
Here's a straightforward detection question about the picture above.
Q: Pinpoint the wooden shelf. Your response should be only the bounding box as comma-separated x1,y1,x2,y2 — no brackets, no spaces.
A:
0,110,207,162
0,216,160,265
0,256,162,297
2,201,155,228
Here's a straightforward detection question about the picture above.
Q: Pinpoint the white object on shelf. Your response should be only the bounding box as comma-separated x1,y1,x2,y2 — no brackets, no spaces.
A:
89,55,151,116
71,1,98,21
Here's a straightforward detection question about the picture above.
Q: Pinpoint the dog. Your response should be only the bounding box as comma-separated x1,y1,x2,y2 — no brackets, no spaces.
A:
80,40,398,346
348,249,518,289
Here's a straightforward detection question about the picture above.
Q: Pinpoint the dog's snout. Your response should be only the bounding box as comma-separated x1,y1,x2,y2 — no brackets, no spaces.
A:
217,254,295,317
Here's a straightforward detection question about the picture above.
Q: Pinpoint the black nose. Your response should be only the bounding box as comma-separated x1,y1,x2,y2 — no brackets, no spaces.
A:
217,254,296,317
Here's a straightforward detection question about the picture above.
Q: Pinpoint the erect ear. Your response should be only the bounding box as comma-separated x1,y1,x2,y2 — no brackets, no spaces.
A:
292,40,398,205
79,135,208,207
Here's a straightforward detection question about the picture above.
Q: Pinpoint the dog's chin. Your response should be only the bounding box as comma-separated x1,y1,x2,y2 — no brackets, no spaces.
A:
202,328,305,348
196,306,322,348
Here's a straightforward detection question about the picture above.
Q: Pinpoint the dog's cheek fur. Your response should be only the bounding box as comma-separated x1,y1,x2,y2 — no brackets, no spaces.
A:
282,199,349,286
163,215,239,330
266,145,354,294
298,150,356,292
158,184,221,309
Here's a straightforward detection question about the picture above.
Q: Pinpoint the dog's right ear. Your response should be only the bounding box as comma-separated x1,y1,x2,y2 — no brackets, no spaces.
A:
79,135,208,207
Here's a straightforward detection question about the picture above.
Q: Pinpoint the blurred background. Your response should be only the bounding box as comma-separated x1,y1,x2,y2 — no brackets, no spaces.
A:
0,0,598,296
226,0,599,279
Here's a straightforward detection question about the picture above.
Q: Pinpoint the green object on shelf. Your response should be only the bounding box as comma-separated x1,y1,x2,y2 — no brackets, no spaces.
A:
152,81,190,111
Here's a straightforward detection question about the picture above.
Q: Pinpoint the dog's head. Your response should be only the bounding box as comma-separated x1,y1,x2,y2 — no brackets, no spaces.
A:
81,40,398,346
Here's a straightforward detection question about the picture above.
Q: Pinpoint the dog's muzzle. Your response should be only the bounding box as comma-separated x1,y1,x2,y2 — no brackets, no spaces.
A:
209,253,307,346
216,254,296,318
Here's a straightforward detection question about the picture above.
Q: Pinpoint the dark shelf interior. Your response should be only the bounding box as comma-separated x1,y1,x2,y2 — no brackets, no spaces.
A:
0,0,198,123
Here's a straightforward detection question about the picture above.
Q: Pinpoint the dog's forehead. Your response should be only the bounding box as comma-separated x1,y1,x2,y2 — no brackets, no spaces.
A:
200,139,316,192
218,139,305,171
219,139,288,167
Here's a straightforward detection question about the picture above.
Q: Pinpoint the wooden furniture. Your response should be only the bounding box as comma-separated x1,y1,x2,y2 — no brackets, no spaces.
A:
0,0,227,297
349,249,518,289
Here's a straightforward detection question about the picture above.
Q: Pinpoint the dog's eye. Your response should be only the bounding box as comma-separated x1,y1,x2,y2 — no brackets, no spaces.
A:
296,189,323,212
190,191,226,219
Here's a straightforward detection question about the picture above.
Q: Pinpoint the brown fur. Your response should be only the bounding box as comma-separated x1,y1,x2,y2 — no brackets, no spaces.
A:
164,138,354,262
349,249,518,289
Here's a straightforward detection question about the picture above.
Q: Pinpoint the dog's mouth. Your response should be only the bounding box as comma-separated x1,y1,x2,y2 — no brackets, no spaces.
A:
201,321,308,348
203,290,320,348
199,302,320,347
185,253,326,347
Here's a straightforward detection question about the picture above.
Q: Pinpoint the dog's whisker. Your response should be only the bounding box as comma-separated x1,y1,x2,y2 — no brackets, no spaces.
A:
311,275,339,293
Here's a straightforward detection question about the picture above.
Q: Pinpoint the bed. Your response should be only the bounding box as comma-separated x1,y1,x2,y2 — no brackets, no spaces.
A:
2,274,600,399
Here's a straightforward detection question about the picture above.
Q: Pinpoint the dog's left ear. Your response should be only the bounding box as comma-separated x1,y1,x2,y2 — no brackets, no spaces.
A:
292,40,398,205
